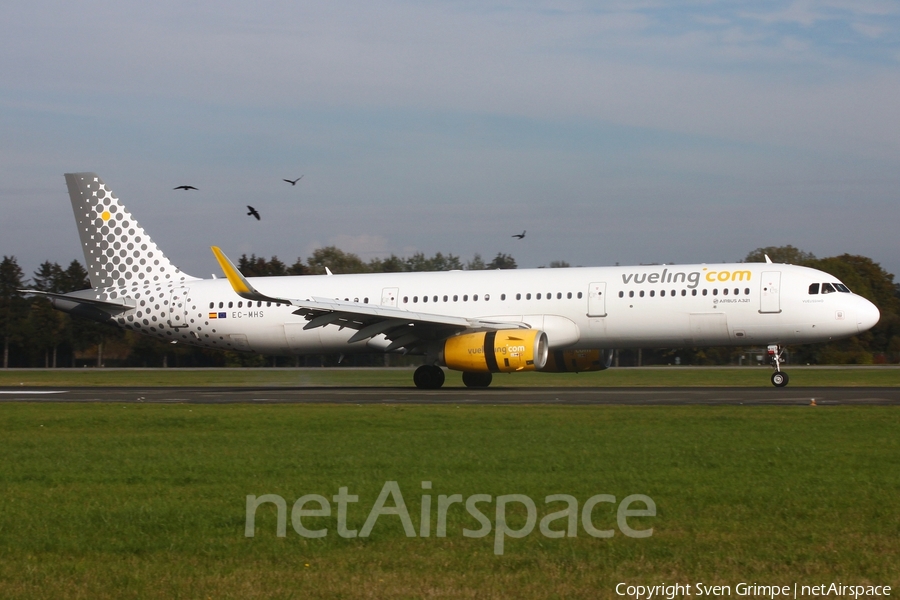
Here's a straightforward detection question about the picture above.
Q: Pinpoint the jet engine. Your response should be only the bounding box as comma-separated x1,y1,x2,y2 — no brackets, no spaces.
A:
443,330,548,372
540,349,614,373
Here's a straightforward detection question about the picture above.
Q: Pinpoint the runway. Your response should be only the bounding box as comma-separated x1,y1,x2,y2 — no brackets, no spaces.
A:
1,386,899,405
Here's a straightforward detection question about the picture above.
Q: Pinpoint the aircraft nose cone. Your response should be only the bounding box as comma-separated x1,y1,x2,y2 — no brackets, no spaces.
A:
857,298,880,333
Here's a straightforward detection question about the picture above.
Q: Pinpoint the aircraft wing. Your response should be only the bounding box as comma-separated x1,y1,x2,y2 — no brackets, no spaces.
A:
211,247,528,352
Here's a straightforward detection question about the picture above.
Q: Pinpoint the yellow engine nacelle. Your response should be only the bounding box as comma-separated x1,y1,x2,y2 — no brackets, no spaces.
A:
443,330,549,373
540,349,614,373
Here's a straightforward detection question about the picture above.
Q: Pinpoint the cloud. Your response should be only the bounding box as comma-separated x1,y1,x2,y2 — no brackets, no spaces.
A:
2,0,900,279
851,22,887,39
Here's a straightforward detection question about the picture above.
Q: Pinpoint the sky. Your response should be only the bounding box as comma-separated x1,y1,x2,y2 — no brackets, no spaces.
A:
2,0,899,281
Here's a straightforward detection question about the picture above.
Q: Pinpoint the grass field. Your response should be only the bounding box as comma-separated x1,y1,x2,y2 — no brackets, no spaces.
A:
1,401,898,599
1,365,899,388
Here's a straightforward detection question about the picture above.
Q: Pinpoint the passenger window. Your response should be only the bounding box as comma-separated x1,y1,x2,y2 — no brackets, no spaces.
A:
692,290,697,296
228,301,233,308
660,290,665,297
639,291,645,298
453,295,458,302
403,297,409,304
526,293,532,300
822,283,836,294
557,293,562,299
681,290,686,296
463,295,468,301
629,291,635,298
650,290,655,297
722,289,728,296
443,295,448,302
422,296,427,303
619,291,624,298
567,292,572,299
809,283,819,295
702,289,708,296
209,302,214,309
473,295,478,301
516,293,521,300
577,292,583,299
536,293,541,300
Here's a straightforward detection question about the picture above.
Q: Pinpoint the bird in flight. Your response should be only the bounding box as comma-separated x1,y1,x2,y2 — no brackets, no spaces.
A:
173,185,198,191
512,230,526,239
247,206,261,220
283,176,303,186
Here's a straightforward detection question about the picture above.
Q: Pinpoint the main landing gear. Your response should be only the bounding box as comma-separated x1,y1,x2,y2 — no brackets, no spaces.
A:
768,344,789,388
413,365,445,389
462,371,492,388
413,366,494,389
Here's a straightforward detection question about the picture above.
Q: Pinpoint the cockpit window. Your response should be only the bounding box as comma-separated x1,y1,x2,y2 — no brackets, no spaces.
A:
835,283,851,293
808,283,819,295
821,283,836,294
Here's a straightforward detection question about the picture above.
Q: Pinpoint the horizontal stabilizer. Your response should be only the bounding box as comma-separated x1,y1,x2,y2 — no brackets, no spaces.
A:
20,289,136,311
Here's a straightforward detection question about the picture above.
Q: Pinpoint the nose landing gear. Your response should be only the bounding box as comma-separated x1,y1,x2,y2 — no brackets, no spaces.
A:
768,344,789,387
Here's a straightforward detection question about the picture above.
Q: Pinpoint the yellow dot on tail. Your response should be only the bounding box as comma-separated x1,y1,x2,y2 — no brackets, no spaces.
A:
101,211,111,221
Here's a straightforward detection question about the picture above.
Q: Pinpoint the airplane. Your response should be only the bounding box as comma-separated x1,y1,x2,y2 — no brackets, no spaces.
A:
23,173,881,389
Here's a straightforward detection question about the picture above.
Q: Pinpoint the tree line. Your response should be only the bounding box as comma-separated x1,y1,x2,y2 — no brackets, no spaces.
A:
236,247,518,276
1,246,897,368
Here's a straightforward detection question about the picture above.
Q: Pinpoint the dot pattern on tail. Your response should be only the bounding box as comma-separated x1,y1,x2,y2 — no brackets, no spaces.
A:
65,173,193,295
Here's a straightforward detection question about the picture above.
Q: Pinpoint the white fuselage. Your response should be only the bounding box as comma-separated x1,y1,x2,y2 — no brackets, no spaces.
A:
130,262,878,357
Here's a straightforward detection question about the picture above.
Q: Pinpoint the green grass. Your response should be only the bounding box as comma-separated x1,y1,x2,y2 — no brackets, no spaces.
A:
1,403,898,598
1,365,899,388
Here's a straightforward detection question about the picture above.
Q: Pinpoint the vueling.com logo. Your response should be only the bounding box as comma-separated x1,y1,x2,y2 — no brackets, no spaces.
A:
621,267,752,289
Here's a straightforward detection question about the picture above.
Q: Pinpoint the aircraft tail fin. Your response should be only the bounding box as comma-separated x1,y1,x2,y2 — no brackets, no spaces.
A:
64,173,196,290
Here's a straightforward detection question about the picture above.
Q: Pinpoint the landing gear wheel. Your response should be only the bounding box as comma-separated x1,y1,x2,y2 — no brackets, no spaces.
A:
462,372,493,388
414,365,445,389
771,371,789,387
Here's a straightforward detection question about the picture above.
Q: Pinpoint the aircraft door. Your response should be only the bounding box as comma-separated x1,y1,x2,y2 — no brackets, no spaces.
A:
381,287,399,308
167,287,191,328
587,282,607,317
760,271,782,314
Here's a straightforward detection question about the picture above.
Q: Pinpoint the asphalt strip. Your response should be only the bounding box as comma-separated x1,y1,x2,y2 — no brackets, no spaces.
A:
0,390,67,394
